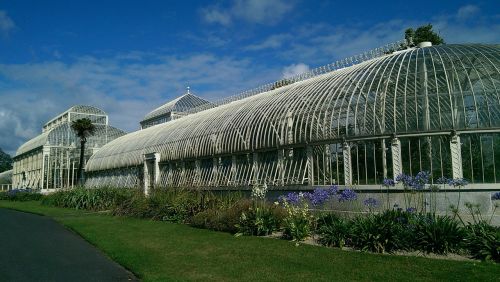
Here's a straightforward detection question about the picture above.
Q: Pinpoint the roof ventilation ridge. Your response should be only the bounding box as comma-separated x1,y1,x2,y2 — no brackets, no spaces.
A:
185,39,408,115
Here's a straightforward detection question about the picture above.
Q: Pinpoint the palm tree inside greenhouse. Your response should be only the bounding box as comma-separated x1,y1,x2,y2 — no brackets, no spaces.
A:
71,118,96,185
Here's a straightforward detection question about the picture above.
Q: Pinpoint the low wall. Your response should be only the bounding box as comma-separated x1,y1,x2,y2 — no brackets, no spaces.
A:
265,188,500,226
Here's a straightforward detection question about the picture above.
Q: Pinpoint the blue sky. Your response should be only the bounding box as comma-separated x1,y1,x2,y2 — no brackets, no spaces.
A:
0,0,499,155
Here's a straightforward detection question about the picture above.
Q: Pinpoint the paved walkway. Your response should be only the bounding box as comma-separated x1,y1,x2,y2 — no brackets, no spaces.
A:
0,208,137,282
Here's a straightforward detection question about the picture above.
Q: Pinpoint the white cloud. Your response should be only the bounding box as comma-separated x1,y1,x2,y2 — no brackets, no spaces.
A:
201,6,231,26
245,34,292,51
201,0,294,26
0,52,280,156
232,0,293,25
275,20,411,64
282,63,309,78
182,32,232,48
432,5,499,44
456,5,480,20
0,10,15,37
53,50,62,59
254,5,499,65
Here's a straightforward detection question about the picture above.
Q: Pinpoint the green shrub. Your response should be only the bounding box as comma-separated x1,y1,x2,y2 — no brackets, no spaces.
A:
190,209,221,230
317,210,474,257
0,190,43,201
150,190,194,221
317,214,351,248
111,191,178,220
191,199,253,233
413,214,464,254
463,221,500,262
281,198,315,242
112,189,244,223
111,192,152,218
350,210,412,253
42,187,134,211
236,202,285,236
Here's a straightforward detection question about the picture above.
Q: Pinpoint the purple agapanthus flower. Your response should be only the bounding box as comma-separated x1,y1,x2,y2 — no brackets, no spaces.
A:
306,188,330,206
282,192,300,205
448,178,469,187
327,185,339,196
491,192,500,201
339,188,357,202
396,173,413,187
413,171,430,190
406,207,417,213
416,171,431,182
436,176,449,185
382,178,396,187
363,197,379,208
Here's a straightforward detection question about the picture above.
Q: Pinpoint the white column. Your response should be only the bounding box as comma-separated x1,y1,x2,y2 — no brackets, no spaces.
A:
391,137,403,179
179,161,185,186
71,161,75,188
143,160,150,196
252,152,259,185
143,152,160,196
46,152,51,189
59,149,64,189
381,139,388,179
324,144,332,185
212,157,219,186
306,146,314,186
154,153,160,185
52,149,57,188
277,149,285,186
66,150,70,188
41,147,50,190
343,142,352,186
450,133,463,179
286,112,294,145
195,159,201,186
230,155,237,185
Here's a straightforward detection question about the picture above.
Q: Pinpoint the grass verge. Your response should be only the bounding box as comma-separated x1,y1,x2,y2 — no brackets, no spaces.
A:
1,200,498,282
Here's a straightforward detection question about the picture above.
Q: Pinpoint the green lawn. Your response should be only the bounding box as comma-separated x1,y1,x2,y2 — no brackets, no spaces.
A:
1,200,498,282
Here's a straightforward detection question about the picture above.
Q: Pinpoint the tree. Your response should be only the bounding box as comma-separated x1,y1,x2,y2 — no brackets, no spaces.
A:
404,24,444,47
71,118,96,186
0,148,12,173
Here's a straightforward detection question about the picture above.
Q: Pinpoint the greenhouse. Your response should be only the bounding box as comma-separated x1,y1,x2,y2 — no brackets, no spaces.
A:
85,43,500,192
140,89,212,129
12,106,126,190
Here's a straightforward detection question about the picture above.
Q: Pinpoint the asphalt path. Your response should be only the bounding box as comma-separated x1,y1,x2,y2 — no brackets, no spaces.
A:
0,208,137,282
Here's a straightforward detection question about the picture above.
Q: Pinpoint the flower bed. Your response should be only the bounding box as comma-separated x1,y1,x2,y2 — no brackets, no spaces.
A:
1,173,498,263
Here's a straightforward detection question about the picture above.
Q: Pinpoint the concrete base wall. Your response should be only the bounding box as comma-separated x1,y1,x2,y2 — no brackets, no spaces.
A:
354,190,500,226
266,189,500,226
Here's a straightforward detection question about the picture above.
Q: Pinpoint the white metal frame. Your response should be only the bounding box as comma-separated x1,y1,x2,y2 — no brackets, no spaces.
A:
81,44,500,188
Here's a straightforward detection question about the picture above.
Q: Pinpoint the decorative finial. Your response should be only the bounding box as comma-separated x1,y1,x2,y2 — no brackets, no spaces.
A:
186,86,190,94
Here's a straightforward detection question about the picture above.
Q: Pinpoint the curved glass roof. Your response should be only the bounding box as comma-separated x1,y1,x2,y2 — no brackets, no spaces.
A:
43,105,106,127
16,123,126,156
68,105,106,115
142,93,212,122
15,131,51,156
87,44,500,172
0,169,12,183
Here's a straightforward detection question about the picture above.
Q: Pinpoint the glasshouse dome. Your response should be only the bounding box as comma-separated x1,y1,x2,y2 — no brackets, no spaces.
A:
13,105,126,189
140,91,212,129
85,44,500,190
